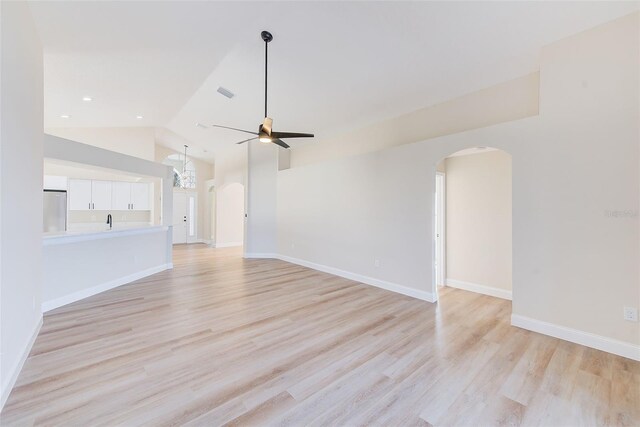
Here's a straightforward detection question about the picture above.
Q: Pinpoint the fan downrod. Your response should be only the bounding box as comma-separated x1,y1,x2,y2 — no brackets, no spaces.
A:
261,31,273,43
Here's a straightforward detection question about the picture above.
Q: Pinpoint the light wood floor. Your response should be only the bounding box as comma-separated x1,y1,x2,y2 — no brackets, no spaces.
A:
2,244,638,426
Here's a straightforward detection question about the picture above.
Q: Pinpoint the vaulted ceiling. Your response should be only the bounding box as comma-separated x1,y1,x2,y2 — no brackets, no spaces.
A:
29,1,639,162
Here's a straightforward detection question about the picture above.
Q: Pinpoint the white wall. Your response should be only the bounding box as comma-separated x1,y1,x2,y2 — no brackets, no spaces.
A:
216,183,244,247
42,228,171,311
46,127,156,161
0,1,44,407
214,147,247,188
279,145,433,299
44,160,152,183
278,13,639,357
291,72,539,168
245,141,278,256
445,150,512,294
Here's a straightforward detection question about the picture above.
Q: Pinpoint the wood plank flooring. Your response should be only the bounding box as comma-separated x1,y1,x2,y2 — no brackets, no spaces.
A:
2,244,638,426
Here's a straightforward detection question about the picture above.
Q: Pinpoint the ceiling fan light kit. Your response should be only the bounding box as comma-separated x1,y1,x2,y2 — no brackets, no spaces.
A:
211,30,314,149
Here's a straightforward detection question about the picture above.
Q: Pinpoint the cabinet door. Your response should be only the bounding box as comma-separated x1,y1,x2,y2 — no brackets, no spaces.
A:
131,183,150,210
91,180,112,210
111,182,132,210
69,179,92,210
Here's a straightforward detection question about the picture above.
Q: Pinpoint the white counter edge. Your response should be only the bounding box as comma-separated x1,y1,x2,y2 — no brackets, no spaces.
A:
43,225,170,246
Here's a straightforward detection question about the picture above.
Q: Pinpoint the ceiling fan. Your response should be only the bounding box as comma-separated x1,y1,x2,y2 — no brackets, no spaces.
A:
211,31,314,149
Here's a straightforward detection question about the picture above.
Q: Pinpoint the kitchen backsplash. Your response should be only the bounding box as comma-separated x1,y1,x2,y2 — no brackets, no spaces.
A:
68,210,151,224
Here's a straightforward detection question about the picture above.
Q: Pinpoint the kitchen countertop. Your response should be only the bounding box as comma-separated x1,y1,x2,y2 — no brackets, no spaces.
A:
43,225,169,246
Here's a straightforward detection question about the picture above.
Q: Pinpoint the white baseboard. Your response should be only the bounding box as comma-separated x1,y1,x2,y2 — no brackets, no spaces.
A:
278,254,436,303
215,241,243,248
244,253,278,259
1,316,42,411
446,279,512,300
41,263,173,313
511,314,640,361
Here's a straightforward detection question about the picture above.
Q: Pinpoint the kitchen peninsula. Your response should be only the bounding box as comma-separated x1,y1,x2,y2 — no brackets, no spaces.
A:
42,134,174,312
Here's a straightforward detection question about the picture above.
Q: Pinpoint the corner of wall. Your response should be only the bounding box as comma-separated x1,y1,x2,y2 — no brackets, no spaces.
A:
0,316,42,410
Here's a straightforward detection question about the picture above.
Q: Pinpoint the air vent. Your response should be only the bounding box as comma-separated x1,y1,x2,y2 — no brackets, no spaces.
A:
217,86,235,99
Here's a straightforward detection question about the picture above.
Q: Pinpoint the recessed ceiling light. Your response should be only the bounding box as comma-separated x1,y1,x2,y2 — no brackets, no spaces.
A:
82,96,93,102
136,115,144,119
60,114,70,119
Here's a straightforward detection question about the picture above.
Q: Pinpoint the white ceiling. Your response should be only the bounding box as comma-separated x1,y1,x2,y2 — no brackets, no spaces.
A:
29,1,639,162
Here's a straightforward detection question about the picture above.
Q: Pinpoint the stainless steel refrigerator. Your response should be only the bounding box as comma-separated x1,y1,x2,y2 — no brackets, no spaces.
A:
43,189,67,232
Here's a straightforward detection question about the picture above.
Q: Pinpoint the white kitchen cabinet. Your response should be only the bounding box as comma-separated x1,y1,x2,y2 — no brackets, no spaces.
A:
68,179,150,211
69,179,92,210
91,180,112,210
111,182,132,210
130,183,150,210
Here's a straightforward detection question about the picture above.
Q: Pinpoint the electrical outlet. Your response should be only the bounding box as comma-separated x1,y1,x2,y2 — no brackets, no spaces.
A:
374,258,380,268
623,307,638,322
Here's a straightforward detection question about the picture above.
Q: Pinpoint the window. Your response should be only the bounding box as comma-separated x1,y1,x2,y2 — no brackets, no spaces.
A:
164,154,196,189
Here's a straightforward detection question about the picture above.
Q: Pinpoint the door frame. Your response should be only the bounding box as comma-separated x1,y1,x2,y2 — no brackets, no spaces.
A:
434,172,446,297
172,191,187,245
172,190,198,245
185,192,198,244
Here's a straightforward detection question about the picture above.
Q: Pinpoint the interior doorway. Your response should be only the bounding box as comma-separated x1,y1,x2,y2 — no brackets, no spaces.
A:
173,191,197,244
208,185,216,245
433,147,512,302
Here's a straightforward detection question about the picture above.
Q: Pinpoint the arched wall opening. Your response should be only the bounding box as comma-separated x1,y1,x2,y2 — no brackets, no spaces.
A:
207,184,216,244
433,146,513,305
215,182,245,248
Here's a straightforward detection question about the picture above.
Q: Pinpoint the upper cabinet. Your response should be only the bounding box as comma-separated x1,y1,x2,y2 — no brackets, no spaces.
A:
91,181,112,210
112,182,132,210
69,179,93,210
131,183,150,211
69,179,112,210
69,179,151,211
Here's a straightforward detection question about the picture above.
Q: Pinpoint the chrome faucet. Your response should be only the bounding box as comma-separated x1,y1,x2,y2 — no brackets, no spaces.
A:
106,213,113,229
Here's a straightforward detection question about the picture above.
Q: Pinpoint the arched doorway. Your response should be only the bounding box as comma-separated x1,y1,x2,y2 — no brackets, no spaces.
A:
433,146,513,303
215,183,245,248
207,183,216,246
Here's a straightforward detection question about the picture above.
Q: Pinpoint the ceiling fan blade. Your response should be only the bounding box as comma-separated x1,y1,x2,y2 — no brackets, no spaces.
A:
235,137,258,145
211,124,258,135
271,131,314,139
262,117,273,135
271,139,290,149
